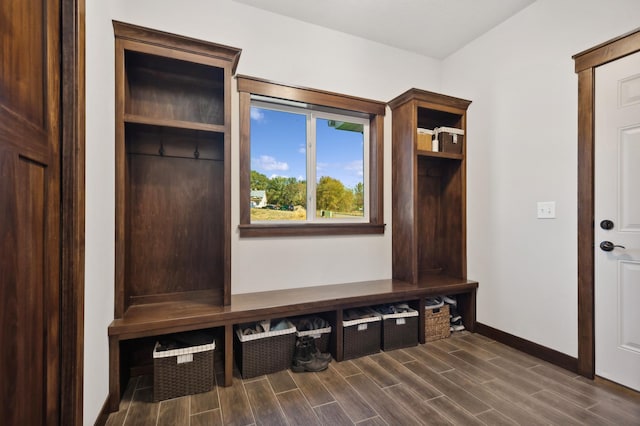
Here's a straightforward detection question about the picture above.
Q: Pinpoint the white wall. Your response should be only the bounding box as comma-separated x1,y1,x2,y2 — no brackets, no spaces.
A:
441,0,640,357
84,0,440,422
84,0,115,422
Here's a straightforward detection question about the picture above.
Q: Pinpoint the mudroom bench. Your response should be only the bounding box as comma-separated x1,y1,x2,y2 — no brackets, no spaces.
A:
107,276,477,412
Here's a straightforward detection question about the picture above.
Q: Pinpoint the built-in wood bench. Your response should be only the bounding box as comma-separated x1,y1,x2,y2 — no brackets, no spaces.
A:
107,276,478,412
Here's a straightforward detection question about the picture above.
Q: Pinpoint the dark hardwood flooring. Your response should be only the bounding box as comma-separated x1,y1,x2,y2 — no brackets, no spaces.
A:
105,332,640,425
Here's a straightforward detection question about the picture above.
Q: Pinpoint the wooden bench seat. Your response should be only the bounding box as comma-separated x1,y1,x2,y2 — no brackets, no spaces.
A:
107,276,478,412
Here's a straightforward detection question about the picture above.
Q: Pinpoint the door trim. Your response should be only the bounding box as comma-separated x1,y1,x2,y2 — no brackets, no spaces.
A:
573,27,640,379
60,0,85,423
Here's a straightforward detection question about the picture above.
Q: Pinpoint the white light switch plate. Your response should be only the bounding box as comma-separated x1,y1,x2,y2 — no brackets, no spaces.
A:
537,201,556,219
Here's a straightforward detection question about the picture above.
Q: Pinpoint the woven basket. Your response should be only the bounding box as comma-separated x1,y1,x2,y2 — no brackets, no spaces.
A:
425,304,451,342
153,339,215,401
379,309,419,351
343,310,381,360
234,321,296,379
296,326,332,353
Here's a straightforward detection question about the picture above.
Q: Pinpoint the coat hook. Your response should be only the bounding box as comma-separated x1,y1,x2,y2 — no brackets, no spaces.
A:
194,145,200,159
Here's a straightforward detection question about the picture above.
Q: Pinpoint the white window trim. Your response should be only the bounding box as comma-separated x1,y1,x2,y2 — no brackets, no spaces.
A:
250,98,370,224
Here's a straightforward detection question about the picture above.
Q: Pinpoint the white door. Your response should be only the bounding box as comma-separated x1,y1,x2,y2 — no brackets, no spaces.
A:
594,50,640,391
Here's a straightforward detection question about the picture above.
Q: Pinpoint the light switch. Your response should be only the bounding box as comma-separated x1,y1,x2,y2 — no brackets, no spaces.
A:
537,201,556,219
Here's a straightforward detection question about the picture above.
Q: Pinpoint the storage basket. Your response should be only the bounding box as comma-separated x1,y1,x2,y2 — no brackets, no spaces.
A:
417,128,434,151
425,303,451,342
342,309,381,360
292,317,332,354
377,308,419,351
153,335,215,402
434,127,464,154
234,320,296,379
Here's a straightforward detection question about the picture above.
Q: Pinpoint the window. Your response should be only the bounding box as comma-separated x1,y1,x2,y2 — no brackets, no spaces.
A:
238,76,385,237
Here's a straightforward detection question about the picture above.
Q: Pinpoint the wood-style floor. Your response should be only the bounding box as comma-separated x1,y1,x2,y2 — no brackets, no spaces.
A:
105,332,640,425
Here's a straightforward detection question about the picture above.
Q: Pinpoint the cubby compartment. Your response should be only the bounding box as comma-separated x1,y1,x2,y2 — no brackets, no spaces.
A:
124,50,225,127
124,124,225,308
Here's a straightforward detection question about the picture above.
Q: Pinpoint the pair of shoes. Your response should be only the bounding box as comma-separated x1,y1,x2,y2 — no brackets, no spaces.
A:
291,336,331,372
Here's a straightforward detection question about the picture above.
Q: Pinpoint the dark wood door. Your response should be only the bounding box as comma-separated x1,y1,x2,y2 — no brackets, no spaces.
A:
1,0,61,424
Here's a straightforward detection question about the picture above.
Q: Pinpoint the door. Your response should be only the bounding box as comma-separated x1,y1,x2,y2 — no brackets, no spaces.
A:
594,50,640,391
0,0,62,423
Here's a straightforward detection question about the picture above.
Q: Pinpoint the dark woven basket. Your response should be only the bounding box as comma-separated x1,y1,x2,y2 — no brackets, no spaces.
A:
343,319,381,360
153,344,214,401
234,327,296,379
296,327,331,353
425,304,451,342
381,315,419,351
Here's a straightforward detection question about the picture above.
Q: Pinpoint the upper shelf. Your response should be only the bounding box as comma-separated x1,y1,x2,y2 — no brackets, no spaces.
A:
124,113,226,134
417,150,463,160
124,50,226,127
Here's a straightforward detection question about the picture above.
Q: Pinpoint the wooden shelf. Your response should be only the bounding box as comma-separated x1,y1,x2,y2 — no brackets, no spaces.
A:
416,150,463,160
124,113,226,134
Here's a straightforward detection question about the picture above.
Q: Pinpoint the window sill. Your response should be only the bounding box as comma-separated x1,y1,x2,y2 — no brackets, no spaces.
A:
238,222,386,238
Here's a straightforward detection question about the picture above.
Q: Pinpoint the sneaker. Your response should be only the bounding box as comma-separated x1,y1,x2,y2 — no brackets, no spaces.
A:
426,297,444,309
450,318,465,332
443,295,457,306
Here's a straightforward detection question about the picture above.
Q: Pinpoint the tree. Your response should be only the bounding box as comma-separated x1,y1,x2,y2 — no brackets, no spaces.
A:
353,182,364,211
266,176,288,206
317,176,353,212
251,170,269,190
283,178,306,207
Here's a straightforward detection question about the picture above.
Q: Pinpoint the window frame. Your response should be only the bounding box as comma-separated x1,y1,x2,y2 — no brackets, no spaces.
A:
237,75,385,237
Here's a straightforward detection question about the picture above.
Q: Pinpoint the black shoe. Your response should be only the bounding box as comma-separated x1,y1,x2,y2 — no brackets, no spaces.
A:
292,336,329,372
307,336,332,363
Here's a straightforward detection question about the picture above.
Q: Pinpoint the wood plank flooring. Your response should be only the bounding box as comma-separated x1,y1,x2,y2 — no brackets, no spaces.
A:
105,332,640,425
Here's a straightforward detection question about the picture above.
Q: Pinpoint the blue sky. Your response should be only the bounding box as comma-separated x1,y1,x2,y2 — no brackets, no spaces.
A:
250,106,364,189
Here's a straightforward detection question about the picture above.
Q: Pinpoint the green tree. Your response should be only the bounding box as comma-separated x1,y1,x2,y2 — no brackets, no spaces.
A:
353,182,364,211
317,176,353,212
266,176,288,206
250,170,269,190
283,177,306,207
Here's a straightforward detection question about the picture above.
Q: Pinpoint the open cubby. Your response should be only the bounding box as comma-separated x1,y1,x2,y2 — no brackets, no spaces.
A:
124,50,225,126
124,126,225,308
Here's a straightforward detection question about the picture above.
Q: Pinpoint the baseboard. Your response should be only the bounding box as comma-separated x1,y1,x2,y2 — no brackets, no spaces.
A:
475,322,579,374
93,396,111,426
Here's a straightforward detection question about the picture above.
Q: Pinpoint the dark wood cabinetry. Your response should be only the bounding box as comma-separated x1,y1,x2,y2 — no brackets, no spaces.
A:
389,89,477,330
113,21,240,315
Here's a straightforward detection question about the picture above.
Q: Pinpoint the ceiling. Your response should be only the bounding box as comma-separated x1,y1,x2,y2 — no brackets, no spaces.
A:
234,0,535,59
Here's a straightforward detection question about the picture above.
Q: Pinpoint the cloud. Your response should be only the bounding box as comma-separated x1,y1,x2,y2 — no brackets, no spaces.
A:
345,160,364,176
298,144,306,154
250,108,265,122
252,155,289,171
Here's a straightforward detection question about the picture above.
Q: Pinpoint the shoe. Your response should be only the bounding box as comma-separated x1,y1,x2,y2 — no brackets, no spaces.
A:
450,318,465,332
443,295,457,306
291,336,330,372
307,336,332,363
426,297,444,309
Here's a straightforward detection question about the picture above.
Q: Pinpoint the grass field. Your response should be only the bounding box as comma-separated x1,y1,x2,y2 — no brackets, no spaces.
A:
250,207,363,221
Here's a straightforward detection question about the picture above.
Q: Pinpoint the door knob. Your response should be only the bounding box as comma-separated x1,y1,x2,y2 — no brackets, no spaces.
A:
600,220,614,230
600,241,626,252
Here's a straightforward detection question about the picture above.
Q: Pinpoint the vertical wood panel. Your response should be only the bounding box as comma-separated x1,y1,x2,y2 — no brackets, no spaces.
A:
577,68,595,379
0,0,45,126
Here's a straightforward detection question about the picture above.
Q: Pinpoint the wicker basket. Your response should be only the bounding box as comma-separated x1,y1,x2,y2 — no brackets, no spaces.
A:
296,326,332,353
425,303,451,342
234,320,296,379
153,337,215,401
343,309,381,360
378,309,419,351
